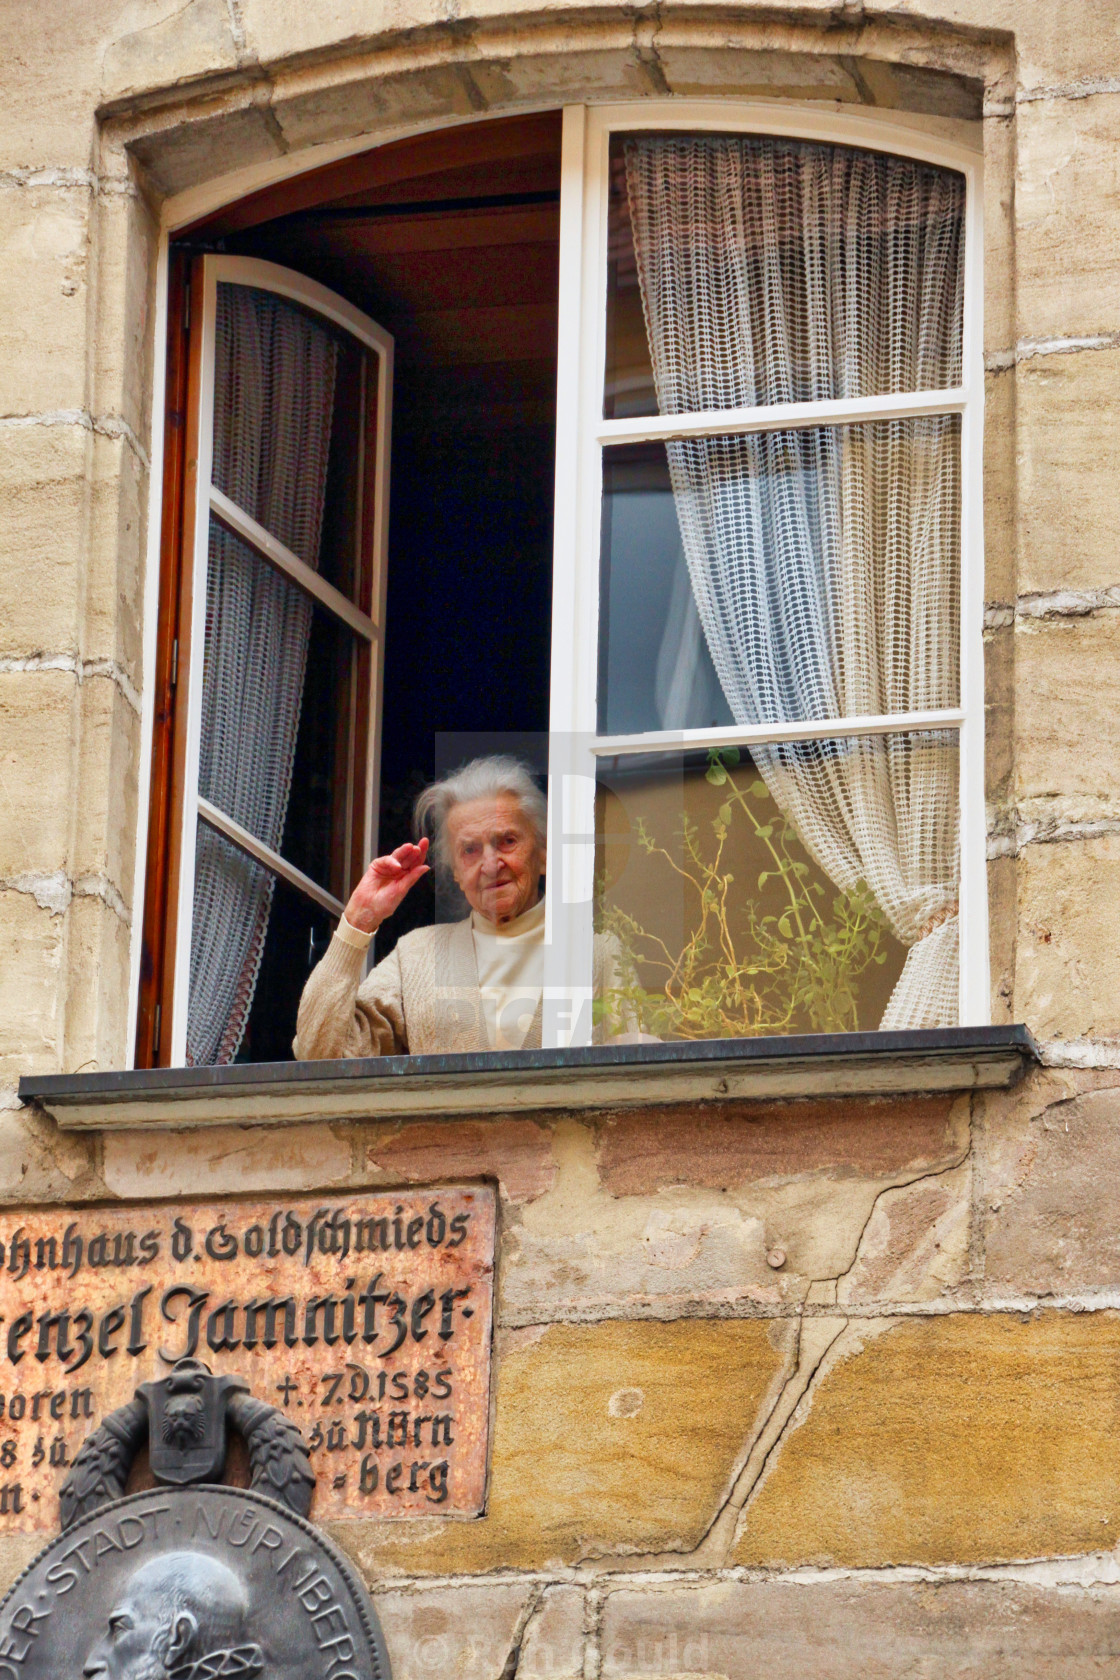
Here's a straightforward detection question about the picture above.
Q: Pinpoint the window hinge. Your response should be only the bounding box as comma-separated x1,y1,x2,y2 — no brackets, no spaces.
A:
170,638,179,690
152,1002,162,1059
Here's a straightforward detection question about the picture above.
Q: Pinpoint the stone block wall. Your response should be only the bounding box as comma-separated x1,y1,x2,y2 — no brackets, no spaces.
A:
5,1075,1120,1673
3,0,1120,1672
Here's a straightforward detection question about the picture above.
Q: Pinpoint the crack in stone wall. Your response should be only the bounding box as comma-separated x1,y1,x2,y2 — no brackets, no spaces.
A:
497,1583,544,1678
0,406,148,469
584,1582,606,1680
0,652,141,714
1018,75,1120,103
638,1146,975,1570
985,586,1120,624
696,1316,848,1562
986,330,1120,369
222,0,250,64
510,1137,981,1577
317,1551,1120,1678
0,869,130,924
632,4,670,97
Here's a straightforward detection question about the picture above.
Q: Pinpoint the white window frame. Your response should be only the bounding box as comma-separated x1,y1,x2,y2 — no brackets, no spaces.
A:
544,100,988,1047
169,254,393,1066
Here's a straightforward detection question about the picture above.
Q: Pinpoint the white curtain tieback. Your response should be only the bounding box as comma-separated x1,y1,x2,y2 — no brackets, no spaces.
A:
915,902,958,942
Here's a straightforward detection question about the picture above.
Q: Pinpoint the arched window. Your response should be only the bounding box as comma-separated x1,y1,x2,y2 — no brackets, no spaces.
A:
137,102,985,1065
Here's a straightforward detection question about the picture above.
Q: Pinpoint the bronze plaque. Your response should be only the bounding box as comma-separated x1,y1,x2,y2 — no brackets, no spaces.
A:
0,1187,495,1533
0,1484,391,1679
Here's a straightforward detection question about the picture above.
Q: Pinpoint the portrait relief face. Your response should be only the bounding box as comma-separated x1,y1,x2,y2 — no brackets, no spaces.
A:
83,1582,176,1680
83,1553,262,1680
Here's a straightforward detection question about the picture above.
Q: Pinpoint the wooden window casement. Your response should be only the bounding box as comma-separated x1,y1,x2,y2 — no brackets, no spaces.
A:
137,256,391,1067
547,103,987,1044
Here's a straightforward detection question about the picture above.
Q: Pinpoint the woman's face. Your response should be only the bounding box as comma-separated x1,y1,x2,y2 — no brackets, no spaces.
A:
446,794,546,924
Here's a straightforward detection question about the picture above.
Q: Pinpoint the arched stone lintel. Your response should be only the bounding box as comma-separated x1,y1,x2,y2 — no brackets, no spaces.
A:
96,7,1009,207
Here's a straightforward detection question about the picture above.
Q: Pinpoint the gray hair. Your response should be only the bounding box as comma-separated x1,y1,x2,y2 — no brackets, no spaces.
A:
413,755,547,882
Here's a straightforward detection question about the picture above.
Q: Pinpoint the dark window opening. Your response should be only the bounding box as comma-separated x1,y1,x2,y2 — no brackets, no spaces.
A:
168,113,561,1062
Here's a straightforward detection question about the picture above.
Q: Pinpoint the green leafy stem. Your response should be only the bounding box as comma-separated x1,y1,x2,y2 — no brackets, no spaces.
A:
597,748,891,1039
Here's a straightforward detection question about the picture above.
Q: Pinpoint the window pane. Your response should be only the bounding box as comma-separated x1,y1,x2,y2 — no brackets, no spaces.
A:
198,519,360,897
192,856,336,1067
236,878,336,1064
213,282,370,604
316,333,373,606
188,824,276,1066
604,133,965,419
599,419,960,733
599,444,733,734
281,599,361,896
595,734,958,1042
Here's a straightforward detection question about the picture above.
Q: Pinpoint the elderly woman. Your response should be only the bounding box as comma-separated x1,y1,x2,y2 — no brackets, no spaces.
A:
295,756,622,1058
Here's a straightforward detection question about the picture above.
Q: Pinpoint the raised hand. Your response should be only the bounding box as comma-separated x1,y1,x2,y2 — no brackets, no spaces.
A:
342,837,430,934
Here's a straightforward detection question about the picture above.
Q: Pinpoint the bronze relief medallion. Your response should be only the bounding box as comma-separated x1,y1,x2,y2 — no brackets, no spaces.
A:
0,1484,389,1680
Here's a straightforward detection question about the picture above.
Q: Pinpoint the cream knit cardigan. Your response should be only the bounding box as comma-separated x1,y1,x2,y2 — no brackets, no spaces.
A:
294,916,621,1059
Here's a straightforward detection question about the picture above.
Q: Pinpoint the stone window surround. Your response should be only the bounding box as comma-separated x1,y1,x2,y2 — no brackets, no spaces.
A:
45,6,1120,1080
132,32,994,1057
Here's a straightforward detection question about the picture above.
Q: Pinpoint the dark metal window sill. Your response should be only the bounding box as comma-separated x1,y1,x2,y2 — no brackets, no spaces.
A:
18,1026,1038,1131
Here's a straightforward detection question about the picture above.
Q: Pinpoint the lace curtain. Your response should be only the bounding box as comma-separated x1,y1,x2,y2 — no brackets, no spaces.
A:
186,285,338,1065
624,134,964,1029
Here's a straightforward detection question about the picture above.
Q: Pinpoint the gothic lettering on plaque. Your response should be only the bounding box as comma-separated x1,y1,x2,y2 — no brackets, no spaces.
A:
0,1185,495,1532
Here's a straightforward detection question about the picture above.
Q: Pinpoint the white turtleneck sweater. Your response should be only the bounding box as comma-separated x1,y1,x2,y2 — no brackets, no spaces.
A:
470,895,545,1051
